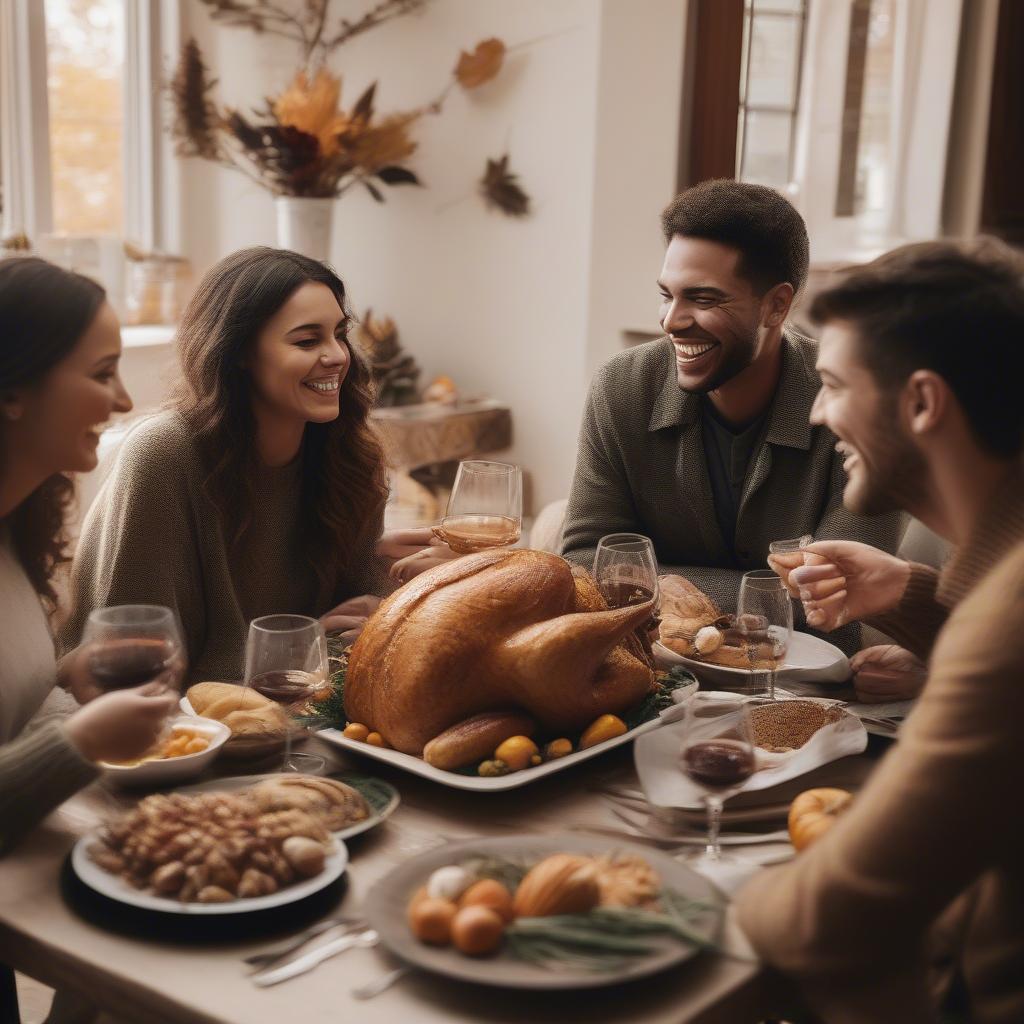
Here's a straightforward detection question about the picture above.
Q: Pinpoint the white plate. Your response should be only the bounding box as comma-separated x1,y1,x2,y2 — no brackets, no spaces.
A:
654,630,850,686
318,713,674,792
100,715,230,787
71,833,347,916
176,773,401,842
364,835,722,989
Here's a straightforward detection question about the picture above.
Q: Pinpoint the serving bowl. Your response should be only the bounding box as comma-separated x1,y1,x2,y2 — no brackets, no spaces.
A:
101,714,230,787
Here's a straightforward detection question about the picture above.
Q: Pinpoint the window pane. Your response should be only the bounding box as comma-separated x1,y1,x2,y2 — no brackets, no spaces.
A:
45,0,124,235
853,0,894,216
753,0,804,12
739,109,793,188
747,14,802,108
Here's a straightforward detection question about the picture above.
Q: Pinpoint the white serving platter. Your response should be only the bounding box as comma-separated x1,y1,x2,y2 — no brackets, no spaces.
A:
319,715,671,792
654,629,850,686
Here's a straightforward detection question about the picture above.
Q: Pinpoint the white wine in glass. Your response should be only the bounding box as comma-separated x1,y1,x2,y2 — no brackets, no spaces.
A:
432,460,523,554
244,614,328,773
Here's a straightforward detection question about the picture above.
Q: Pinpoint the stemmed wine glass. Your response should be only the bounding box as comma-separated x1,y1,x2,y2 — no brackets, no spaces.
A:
679,693,757,869
736,570,793,700
431,460,523,554
83,604,186,696
593,533,660,614
244,614,328,774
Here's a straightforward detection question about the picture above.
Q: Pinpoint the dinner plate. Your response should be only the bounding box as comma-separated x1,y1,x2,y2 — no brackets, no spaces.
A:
319,715,670,792
654,629,851,686
176,772,400,842
363,835,722,989
71,834,348,916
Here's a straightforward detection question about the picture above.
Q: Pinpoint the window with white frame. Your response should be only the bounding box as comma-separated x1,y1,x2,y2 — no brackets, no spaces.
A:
0,0,179,287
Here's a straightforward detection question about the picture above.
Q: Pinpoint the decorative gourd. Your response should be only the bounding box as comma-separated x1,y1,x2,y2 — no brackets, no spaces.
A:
512,853,601,918
788,788,853,851
493,735,540,771
579,714,627,749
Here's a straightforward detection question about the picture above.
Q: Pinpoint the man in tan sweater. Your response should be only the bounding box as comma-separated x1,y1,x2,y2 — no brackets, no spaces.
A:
735,240,1024,1022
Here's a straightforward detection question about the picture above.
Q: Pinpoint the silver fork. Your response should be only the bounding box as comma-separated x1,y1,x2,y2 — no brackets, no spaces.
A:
243,916,361,969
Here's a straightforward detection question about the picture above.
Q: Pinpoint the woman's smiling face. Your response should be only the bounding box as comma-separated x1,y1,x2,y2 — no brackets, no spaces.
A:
247,281,352,427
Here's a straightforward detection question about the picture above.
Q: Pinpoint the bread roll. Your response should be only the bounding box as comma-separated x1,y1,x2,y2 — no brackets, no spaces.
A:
186,682,289,756
251,776,369,830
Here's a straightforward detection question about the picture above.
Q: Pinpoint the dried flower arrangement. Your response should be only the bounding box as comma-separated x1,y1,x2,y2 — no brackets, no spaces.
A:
170,0,508,203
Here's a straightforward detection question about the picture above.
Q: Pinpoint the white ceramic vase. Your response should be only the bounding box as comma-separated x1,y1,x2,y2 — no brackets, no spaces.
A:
274,196,335,262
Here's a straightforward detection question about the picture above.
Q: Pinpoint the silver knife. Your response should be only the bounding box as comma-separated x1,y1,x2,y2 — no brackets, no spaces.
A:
252,929,379,987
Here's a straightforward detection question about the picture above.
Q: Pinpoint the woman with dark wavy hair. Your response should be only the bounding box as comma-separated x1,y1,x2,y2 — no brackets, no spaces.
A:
0,257,176,853
60,247,433,682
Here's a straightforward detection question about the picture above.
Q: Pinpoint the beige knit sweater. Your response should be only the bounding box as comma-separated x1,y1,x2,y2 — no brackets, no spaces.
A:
59,411,385,683
0,539,96,855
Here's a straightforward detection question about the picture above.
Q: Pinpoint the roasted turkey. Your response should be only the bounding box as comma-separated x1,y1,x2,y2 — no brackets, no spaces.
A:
344,549,657,755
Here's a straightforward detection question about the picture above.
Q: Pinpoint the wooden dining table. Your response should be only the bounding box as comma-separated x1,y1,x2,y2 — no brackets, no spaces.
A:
0,735,880,1024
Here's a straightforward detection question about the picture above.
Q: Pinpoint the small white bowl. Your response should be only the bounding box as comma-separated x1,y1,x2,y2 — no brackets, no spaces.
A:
101,715,230,787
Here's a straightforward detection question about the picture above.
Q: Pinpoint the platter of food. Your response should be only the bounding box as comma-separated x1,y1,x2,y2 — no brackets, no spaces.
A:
71,776,365,914
176,772,400,843
305,549,699,790
655,573,851,685
363,835,723,989
179,682,294,759
654,630,850,685
318,712,677,792
635,696,868,811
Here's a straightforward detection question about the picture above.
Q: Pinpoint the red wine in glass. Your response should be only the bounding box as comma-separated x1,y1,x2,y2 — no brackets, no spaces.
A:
682,739,756,790
250,669,322,705
89,637,178,691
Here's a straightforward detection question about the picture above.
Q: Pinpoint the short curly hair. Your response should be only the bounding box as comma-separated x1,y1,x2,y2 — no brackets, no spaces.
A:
661,178,809,295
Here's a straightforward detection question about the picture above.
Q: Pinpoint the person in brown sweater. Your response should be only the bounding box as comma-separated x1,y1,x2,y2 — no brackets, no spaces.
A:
736,239,1024,1023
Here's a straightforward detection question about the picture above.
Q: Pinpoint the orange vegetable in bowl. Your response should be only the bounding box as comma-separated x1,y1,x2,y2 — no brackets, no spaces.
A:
451,905,505,956
408,896,457,945
788,788,853,851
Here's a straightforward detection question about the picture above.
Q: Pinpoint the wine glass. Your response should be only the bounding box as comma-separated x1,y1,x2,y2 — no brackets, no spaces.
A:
244,614,328,774
593,533,660,613
83,604,186,695
679,693,757,869
736,570,793,700
767,534,813,556
432,460,523,554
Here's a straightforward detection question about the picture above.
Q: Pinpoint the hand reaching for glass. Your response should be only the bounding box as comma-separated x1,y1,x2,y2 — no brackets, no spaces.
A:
767,540,912,631
376,527,461,586
63,683,179,763
851,644,927,703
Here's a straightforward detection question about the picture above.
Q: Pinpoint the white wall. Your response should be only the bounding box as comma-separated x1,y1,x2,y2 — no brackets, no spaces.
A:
177,0,687,512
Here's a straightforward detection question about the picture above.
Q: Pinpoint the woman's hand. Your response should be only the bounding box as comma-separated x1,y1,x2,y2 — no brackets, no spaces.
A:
850,644,927,703
57,646,103,705
769,540,911,632
63,683,177,763
320,594,382,640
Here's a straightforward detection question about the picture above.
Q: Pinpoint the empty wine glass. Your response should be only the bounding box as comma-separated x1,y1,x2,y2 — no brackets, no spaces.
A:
678,693,757,869
244,614,328,774
83,604,186,695
431,460,523,553
593,533,660,611
767,534,813,556
737,570,793,700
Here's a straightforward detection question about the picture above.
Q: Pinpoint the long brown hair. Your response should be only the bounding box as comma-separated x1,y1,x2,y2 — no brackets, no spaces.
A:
0,257,106,606
170,247,388,592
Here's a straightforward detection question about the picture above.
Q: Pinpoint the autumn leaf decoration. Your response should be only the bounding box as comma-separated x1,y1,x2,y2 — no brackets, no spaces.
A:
454,38,506,89
480,154,531,217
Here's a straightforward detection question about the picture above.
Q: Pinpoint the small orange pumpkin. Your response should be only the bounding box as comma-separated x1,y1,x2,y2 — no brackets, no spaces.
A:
788,788,853,851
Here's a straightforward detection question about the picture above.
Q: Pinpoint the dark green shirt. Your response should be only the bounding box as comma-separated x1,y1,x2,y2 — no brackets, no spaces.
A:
701,399,768,563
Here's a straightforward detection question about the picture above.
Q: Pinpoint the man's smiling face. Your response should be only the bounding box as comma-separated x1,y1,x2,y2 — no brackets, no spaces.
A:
811,319,927,515
658,235,769,393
